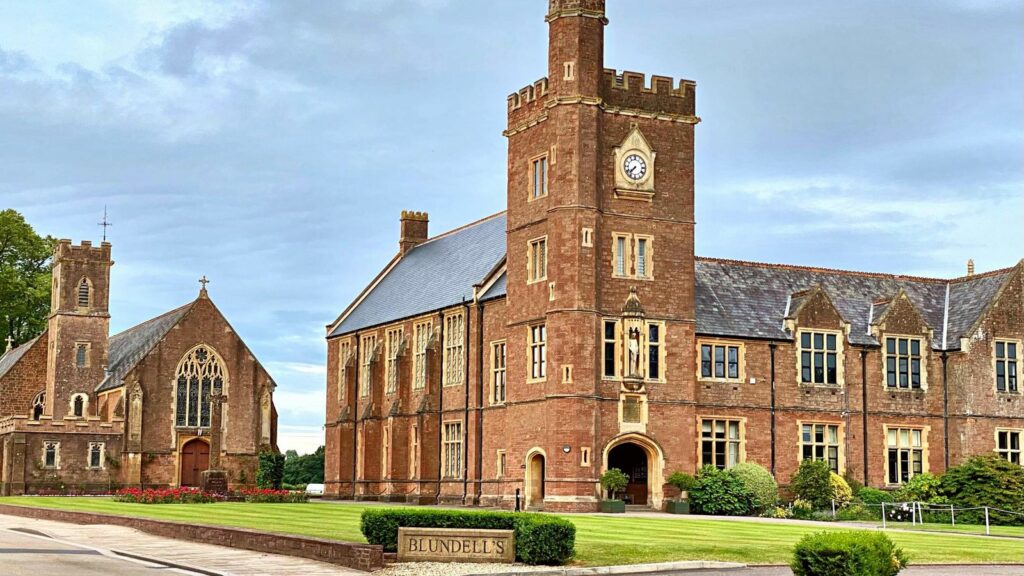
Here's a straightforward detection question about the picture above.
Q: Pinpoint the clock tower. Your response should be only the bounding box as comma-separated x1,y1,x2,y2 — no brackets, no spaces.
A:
503,0,700,510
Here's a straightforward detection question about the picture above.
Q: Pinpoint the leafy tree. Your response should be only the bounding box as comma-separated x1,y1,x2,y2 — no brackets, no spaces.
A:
282,445,325,485
599,468,628,500
257,450,285,489
0,210,54,346
941,454,1024,525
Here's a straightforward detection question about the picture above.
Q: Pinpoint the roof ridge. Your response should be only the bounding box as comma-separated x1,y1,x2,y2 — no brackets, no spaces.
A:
697,256,962,284
415,210,507,249
946,265,1017,283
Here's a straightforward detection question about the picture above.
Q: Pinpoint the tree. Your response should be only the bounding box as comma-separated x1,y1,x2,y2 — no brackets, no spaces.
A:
282,445,325,485
0,210,54,346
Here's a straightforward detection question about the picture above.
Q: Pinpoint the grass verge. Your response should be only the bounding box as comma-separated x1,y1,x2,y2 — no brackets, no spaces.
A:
0,498,1021,566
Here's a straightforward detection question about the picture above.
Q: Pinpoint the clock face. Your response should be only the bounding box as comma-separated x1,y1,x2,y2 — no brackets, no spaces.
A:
623,154,647,181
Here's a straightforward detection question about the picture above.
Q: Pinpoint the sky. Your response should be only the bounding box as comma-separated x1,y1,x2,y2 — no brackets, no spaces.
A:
0,0,1021,454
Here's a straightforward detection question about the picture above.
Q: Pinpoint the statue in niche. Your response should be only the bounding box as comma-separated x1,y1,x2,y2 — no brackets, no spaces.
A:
627,326,642,377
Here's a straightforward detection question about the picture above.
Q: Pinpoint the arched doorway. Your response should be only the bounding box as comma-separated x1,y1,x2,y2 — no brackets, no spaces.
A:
608,442,648,505
179,438,209,487
525,451,546,509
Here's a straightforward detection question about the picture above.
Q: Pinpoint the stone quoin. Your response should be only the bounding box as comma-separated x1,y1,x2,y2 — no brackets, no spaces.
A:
323,0,1024,511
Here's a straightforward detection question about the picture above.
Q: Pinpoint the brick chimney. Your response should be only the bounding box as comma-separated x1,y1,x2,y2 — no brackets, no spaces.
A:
399,211,429,255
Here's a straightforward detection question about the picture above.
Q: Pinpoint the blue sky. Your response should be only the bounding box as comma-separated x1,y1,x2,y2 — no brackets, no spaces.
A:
0,0,1021,453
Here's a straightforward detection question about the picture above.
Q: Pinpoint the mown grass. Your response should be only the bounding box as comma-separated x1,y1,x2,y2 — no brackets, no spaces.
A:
1,497,1022,566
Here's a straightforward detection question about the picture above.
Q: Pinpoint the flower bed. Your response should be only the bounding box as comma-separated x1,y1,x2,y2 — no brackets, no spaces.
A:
113,487,224,504
239,488,309,503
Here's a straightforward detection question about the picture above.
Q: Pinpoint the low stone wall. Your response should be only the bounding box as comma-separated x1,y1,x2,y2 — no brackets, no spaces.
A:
0,503,383,571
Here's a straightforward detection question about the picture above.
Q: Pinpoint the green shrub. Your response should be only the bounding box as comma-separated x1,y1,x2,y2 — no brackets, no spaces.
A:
792,531,907,576
941,455,1024,525
843,471,864,496
762,506,791,519
792,460,832,510
894,472,943,504
256,451,285,489
690,465,750,516
830,472,852,508
600,468,628,500
857,487,895,506
790,499,815,520
731,462,778,513
666,471,696,496
360,508,575,565
835,502,879,522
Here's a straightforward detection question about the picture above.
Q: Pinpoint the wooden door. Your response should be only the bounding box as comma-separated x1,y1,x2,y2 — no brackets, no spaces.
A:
180,439,210,486
528,454,545,508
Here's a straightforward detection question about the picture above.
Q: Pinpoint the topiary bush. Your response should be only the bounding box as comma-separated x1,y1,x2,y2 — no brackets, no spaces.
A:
600,468,628,500
731,462,778,513
829,472,852,508
792,531,908,576
941,454,1024,525
360,508,575,565
791,459,832,510
689,465,751,516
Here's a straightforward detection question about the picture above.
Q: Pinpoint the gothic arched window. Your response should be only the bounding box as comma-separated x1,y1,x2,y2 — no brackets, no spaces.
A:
77,278,91,308
72,394,85,417
31,391,45,420
174,345,226,428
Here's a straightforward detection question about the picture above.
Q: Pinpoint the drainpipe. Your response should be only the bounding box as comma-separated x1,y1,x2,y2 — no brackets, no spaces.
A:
475,300,486,504
351,331,360,499
436,310,445,504
462,300,471,504
942,351,950,470
769,343,777,477
860,350,869,486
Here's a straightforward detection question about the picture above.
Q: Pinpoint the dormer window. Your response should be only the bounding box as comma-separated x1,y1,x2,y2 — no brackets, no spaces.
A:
77,278,91,308
996,340,1019,393
885,336,924,390
799,330,841,386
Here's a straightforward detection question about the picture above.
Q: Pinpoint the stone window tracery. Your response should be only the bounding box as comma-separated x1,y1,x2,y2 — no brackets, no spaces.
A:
31,391,44,420
174,345,226,428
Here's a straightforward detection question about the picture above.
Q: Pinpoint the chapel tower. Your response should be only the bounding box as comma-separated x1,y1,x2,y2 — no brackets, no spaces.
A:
45,240,113,419
504,0,700,510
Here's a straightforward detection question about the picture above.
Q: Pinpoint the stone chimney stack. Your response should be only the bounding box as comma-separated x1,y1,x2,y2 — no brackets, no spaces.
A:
399,211,429,256
967,259,975,277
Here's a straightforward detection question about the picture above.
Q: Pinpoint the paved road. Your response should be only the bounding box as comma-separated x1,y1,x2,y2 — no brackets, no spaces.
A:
0,527,202,575
654,566,1024,576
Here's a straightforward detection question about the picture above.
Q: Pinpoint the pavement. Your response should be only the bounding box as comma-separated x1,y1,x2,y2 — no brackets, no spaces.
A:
0,513,367,576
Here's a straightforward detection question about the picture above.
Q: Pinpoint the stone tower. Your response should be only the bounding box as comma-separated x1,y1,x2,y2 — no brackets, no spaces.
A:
504,0,699,510
45,240,113,419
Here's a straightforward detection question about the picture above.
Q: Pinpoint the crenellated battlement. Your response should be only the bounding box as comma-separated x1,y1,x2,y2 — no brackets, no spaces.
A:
400,210,429,222
601,68,696,116
507,77,550,113
54,238,112,262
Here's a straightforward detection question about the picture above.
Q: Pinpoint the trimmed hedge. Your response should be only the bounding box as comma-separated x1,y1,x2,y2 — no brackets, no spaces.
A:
792,531,908,576
360,508,575,565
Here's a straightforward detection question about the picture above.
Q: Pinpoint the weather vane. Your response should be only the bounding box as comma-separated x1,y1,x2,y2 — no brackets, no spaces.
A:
98,206,112,242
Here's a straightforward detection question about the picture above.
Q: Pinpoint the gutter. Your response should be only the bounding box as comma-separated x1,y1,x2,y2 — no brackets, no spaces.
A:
436,310,445,504
462,299,471,504
351,331,360,499
860,350,869,486
475,299,486,504
942,351,950,470
768,342,777,476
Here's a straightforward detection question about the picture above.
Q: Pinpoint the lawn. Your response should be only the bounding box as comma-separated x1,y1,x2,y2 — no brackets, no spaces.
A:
1,497,1022,566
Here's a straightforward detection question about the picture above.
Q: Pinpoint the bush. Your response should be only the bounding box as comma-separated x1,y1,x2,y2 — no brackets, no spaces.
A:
762,506,792,519
790,499,815,520
792,460,833,510
835,502,878,522
830,472,852,508
666,471,696,497
599,468,628,500
941,454,1024,525
113,487,223,504
731,462,778,513
239,487,309,503
360,508,575,565
690,465,751,516
894,472,943,504
857,487,895,506
791,531,908,576
257,451,285,489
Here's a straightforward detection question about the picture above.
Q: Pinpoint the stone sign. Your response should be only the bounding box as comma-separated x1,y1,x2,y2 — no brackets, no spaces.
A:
397,527,515,563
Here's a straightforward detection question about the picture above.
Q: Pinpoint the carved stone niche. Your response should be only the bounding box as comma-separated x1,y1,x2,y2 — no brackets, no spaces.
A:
613,124,656,201
621,286,646,392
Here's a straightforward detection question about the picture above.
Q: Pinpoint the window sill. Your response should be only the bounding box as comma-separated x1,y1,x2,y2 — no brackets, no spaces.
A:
996,390,1021,395
526,278,548,285
885,387,927,394
799,382,844,389
526,378,547,384
700,378,745,385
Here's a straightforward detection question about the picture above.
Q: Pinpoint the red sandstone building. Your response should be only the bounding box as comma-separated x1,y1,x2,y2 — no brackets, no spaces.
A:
324,0,1023,511
0,240,278,494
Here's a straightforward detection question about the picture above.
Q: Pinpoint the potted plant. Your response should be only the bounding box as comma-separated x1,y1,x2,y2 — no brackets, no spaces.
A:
599,468,628,513
665,471,695,514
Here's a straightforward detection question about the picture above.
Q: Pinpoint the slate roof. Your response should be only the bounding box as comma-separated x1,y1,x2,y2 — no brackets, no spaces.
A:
96,302,194,392
329,212,508,336
329,212,1018,353
0,334,42,380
